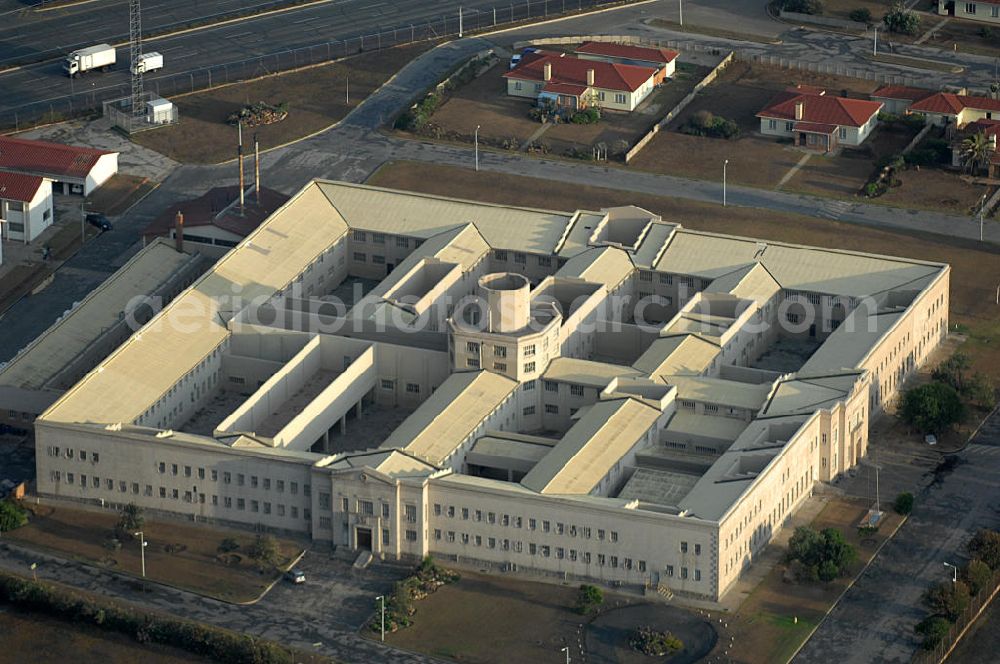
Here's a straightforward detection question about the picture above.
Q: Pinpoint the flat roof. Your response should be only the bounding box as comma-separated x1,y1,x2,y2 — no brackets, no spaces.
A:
668,376,773,411
522,398,659,494
0,239,194,391
665,410,749,442
617,468,698,506
381,371,518,466
543,357,641,388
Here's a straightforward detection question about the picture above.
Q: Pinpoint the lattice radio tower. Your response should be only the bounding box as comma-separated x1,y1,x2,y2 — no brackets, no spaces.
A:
129,0,144,119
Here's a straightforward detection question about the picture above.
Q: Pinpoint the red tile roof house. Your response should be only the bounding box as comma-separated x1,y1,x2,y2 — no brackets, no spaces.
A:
756,87,883,152
870,85,936,115
502,51,659,112
0,136,118,196
0,170,54,247
573,41,679,83
906,92,1000,128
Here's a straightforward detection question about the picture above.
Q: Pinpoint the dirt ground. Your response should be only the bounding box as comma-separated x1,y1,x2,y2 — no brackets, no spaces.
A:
418,57,711,158
85,174,155,216
7,503,302,603
729,497,904,664
630,61,884,191
133,42,433,164
368,160,1000,381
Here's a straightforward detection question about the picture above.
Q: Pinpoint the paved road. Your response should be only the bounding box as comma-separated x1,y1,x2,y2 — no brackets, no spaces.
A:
793,409,1000,664
0,540,446,664
0,0,303,67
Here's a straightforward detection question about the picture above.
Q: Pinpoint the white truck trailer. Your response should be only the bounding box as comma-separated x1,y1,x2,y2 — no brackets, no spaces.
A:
64,44,116,77
131,52,164,75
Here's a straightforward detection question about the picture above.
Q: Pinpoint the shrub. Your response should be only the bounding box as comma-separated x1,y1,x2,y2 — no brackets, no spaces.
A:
894,492,914,515
899,382,964,434
883,2,921,35
629,626,683,656
575,584,604,615
783,0,824,14
963,559,993,596
967,529,1000,570
680,111,739,139
0,500,27,532
922,137,952,163
218,537,240,553
966,373,997,408
915,616,952,650
864,182,881,197
571,107,601,124
849,8,872,24
246,534,279,570
924,580,970,621
904,149,939,167
396,92,442,131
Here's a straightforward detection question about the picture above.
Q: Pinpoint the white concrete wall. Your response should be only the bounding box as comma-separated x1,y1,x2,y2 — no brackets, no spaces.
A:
956,3,1000,23
86,153,119,195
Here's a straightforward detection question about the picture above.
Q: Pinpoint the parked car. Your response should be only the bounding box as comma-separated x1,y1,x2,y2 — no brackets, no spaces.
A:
509,54,522,69
284,569,306,584
86,212,112,231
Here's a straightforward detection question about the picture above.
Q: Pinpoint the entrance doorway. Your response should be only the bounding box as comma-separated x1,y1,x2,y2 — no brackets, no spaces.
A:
356,527,372,550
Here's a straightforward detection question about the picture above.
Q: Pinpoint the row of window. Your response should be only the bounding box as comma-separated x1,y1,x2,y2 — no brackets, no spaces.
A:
431,506,622,542
432,529,651,569
352,230,411,248
45,447,98,463
156,463,308,496
965,3,1000,18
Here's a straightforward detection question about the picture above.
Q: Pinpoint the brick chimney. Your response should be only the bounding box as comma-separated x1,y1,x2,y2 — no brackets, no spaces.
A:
794,101,804,121
174,210,184,252
586,68,595,86
543,61,552,81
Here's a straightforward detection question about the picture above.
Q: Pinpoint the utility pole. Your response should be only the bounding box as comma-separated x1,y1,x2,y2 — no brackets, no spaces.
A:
459,6,463,37
375,595,385,641
346,74,349,104
134,531,147,581
238,121,245,215
679,0,683,26
475,124,480,171
723,159,729,207
561,646,570,663
873,26,878,56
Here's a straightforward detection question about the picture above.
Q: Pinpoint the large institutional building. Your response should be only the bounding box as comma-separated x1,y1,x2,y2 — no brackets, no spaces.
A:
33,182,949,601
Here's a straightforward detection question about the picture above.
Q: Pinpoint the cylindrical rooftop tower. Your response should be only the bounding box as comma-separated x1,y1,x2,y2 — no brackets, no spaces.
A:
479,273,530,333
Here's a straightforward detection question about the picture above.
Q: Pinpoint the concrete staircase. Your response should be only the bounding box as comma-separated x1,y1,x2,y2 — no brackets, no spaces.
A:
656,583,674,600
353,550,373,570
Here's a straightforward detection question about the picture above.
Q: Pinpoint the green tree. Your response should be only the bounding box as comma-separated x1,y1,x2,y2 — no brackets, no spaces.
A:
883,2,921,35
899,382,965,434
894,492,914,515
963,559,993,596
849,8,872,24
924,580,970,621
115,503,144,540
960,132,992,175
575,584,604,615
932,352,970,392
787,526,825,567
0,500,27,532
965,373,997,408
786,526,857,582
915,616,951,650
246,534,279,569
967,529,1000,570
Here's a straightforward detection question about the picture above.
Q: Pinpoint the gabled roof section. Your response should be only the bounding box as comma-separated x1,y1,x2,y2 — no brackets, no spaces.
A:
556,246,634,287
575,41,679,65
908,92,1000,115
522,397,659,494
543,357,641,387
380,371,518,466
871,85,934,102
632,335,719,377
503,52,657,93
757,89,882,128
705,262,781,305
0,136,115,179
0,170,46,203
759,373,861,418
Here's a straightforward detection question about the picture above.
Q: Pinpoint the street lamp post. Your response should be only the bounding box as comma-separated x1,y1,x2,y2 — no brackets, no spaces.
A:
475,124,481,171
723,159,729,207
459,6,463,38
561,646,570,664
376,595,385,642
943,561,958,584
30,562,37,582
873,26,878,56
134,531,147,579
979,193,987,242
679,0,683,26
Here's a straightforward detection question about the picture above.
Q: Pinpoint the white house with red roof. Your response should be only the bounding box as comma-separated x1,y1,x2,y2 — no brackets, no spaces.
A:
0,136,118,196
0,170,54,245
756,86,883,152
906,91,1000,127
502,51,658,112
573,41,678,83
870,85,936,115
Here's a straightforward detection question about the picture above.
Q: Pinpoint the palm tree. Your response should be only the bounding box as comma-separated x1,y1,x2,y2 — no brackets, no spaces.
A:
960,131,992,175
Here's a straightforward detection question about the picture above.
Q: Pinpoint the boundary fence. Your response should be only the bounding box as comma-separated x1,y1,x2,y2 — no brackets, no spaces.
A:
911,566,1000,663
0,0,641,133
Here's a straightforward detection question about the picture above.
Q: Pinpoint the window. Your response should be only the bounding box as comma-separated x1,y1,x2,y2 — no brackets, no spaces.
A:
610,531,618,543
494,362,507,372
966,2,977,14
353,252,366,262
639,560,646,573
383,503,391,518
524,362,535,373
768,119,777,130
785,121,794,132
237,474,245,486
598,554,606,566
529,518,536,530
361,500,374,516
838,127,847,140
353,230,366,242
695,569,702,581
524,379,535,391
319,517,332,529
493,249,508,261
341,497,349,512
373,255,385,265
514,253,526,265
251,475,258,488
106,479,114,490
681,567,689,579
434,503,442,516
319,492,331,509
544,381,558,392
523,406,536,416
545,404,558,414
380,379,394,390
406,530,417,541
538,256,552,267
462,508,469,520
290,482,298,495
994,6,999,17
514,81,523,91
132,483,139,494
434,529,442,540
467,358,480,368
80,451,87,461
543,520,551,533
171,463,177,475
396,236,408,248
405,504,417,523
570,385,585,397
598,529,606,541
494,345,507,358
786,312,801,324
371,232,385,244
462,533,470,544
466,341,480,353
695,543,702,555
614,93,626,104
276,480,284,492
251,500,259,512
406,382,420,394
681,541,688,553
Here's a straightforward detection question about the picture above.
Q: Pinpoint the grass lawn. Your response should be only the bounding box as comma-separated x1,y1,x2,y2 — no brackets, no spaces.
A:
7,503,303,603
728,497,904,664
0,606,211,664
413,55,711,158
133,42,433,164
820,0,896,22
380,571,583,661
367,160,1000,382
